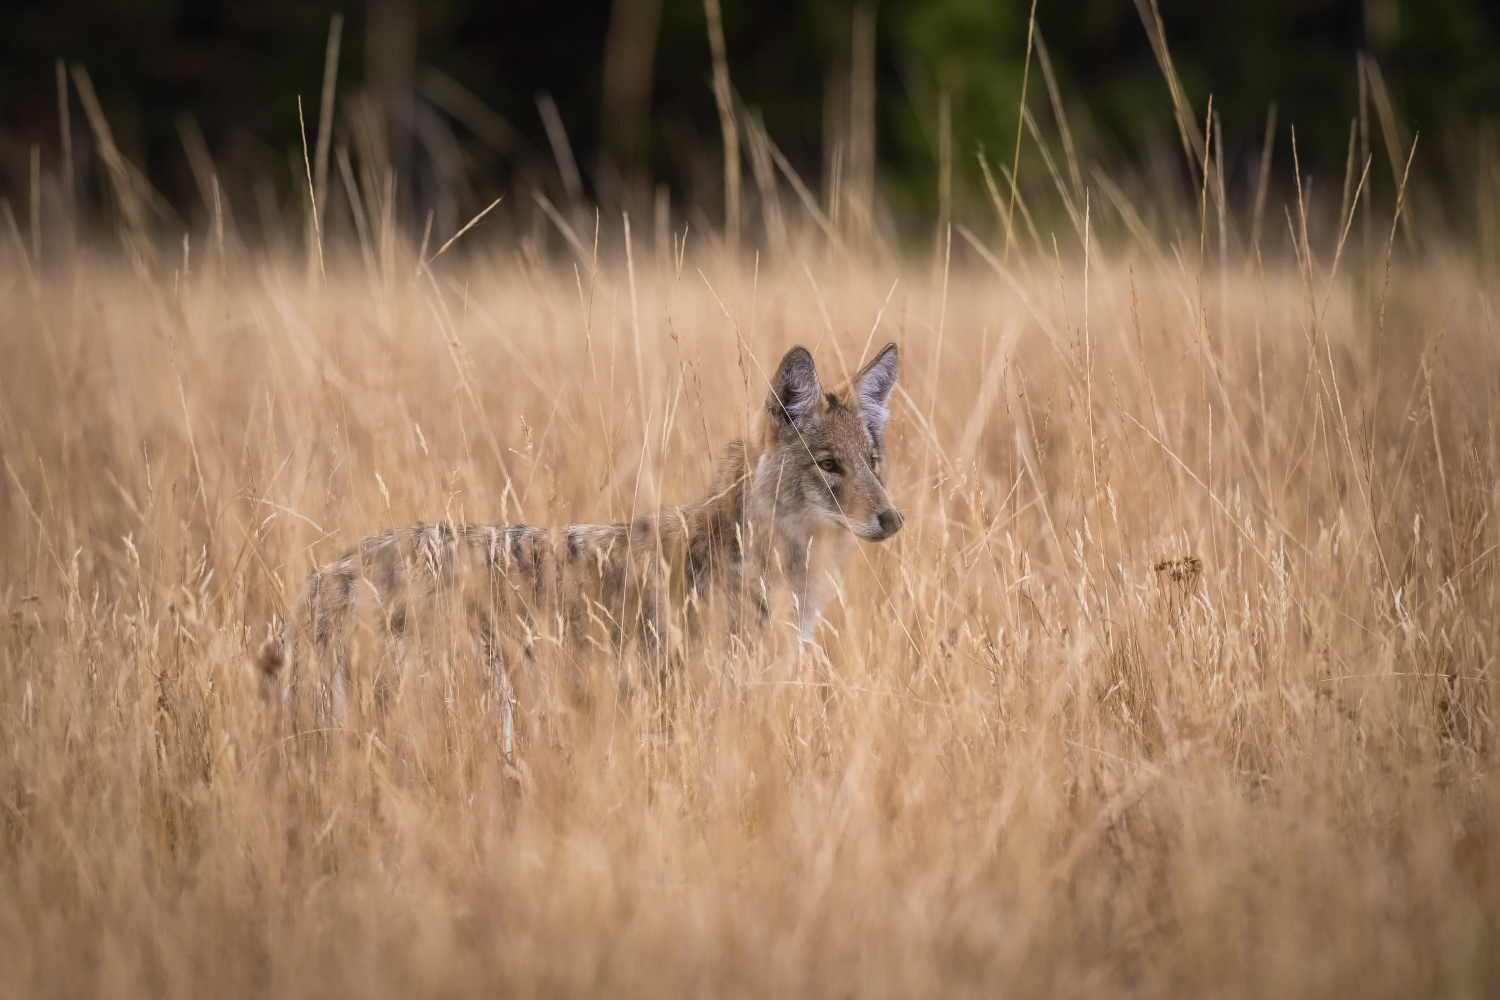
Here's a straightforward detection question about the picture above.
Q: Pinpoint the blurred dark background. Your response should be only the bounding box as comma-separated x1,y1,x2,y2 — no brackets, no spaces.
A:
1,0,1498,248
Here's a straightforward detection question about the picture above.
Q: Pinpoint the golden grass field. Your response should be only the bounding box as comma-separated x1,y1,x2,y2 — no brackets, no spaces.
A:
2,194,1498,996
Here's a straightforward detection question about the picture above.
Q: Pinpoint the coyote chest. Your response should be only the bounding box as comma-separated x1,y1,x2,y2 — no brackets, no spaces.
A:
262,343,903,733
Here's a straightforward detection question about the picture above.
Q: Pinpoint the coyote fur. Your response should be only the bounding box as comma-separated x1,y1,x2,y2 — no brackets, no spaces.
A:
257,343,903,741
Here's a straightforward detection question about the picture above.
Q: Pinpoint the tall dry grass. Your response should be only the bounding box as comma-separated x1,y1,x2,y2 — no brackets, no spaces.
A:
2,188,1498,996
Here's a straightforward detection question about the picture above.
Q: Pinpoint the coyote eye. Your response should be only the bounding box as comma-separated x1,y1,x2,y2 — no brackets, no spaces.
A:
818,458,840,474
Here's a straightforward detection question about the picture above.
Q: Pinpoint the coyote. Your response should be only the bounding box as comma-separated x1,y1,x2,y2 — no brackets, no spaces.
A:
258,343,903,745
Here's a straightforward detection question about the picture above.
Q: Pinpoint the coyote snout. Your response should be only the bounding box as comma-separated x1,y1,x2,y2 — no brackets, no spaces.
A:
846,505,903,541
262,342,903,736
872,507,904,540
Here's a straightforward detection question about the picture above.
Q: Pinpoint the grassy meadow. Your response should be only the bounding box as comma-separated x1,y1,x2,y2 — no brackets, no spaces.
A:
2,141,1499,996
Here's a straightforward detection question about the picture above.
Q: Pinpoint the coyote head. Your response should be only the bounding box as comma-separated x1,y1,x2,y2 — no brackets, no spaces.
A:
759,342,903,542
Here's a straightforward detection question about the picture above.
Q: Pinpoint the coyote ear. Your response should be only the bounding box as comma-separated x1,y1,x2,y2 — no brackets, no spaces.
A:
767,346,821,430
853,342,898,441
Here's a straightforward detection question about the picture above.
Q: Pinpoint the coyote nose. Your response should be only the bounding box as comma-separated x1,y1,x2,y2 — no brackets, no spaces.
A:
877,508,904,538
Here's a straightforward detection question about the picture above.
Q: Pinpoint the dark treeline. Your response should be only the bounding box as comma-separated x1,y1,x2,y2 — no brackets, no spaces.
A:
1,0,1498,247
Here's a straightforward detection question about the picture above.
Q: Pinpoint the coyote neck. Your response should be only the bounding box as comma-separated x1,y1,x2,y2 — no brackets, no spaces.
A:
628,434,847,644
